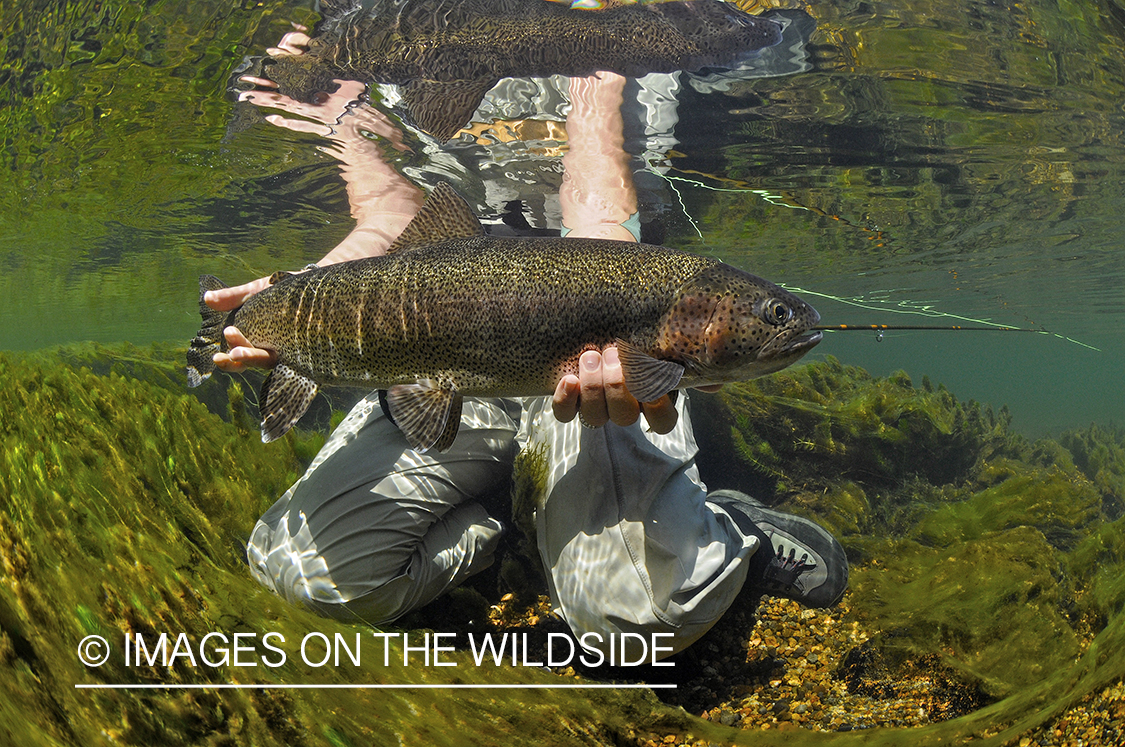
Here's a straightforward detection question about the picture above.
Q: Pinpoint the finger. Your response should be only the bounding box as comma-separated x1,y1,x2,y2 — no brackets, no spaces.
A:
267,31,311,56
212,352,247,374
213,327,277,371
238,89,289,108
228,346,278,369
552,374,580,423
238,75,280,90
600,346,640,427
640,396,679,434
204,276,271,311
265,114,333,137
223,326,253,349
577,350,609,427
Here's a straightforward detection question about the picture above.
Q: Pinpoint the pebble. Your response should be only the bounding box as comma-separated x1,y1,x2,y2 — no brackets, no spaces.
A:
482,582,1122,747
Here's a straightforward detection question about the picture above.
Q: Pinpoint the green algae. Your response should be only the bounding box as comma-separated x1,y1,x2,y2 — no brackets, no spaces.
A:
692,357,1125,744
3,344,1125,747
849,527,1081,697
693,355,1022,501
0,345,713,747
910,464,1102,550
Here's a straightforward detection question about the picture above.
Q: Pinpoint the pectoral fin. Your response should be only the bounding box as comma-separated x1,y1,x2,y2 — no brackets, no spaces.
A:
259,364,318,443
616,340,685,403
386,380,463,453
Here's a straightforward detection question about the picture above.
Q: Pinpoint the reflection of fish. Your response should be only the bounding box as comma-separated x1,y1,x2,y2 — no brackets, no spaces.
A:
234,0,782,139
187,184,820,451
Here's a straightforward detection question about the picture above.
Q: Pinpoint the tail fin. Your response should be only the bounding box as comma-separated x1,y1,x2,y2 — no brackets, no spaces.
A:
186,275,229,387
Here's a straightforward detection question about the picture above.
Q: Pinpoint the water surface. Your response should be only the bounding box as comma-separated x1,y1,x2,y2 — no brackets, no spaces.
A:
2,0,1124,744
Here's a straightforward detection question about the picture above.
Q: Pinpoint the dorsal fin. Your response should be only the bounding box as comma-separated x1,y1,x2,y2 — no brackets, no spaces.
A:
400,77,499,141
387,183,484,254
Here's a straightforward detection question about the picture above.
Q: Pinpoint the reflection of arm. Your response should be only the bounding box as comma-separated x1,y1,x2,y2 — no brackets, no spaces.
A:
552,72,678,433
208,78,423,371
207,85,423,312
560,72,638,243
317,103,424,263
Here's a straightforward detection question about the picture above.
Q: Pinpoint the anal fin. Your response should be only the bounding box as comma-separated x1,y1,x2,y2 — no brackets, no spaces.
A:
259,364,319,443
616,339,685,403
386,380,463,453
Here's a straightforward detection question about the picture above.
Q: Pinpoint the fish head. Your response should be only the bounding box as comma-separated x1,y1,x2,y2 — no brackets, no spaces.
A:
658,264,821,384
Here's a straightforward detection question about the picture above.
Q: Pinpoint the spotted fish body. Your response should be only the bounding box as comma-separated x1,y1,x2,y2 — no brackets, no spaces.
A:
237,0,784,138
187,184,821,451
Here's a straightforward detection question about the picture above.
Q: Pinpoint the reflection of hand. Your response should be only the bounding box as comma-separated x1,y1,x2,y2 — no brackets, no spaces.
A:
552,346,679,433
237,25,410,153
266,25,310,57
239,77,368,136
207,25,423,374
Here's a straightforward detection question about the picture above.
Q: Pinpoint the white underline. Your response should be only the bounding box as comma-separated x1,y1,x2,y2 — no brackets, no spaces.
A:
75,683,675,690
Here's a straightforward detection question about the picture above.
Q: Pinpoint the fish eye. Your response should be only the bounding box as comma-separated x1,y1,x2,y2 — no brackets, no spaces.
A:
764,300,792,326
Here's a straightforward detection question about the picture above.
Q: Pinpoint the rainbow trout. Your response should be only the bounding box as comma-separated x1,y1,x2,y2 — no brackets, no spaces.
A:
187,184,821,451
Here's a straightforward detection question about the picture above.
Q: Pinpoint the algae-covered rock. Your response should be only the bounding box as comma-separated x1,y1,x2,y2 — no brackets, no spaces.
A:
847,527,1081,698
911,462,1102,551
692,356,1023,500
1059,425,1125,520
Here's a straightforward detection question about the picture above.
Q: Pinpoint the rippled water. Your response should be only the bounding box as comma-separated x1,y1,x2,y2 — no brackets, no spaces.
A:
2,0,1122,435
2,0,1124,744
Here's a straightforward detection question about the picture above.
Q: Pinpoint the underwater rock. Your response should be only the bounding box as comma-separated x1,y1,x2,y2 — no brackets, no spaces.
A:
692,356,1025,500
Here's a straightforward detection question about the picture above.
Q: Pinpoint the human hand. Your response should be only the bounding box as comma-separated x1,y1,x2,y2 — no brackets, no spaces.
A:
203,278,280,373
209,326,278,374
552,346,679,434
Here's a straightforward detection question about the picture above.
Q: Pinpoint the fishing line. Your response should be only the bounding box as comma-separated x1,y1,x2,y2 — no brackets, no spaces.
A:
811,323,1101,351
813,324,1037,332
657,170,888,240
647,171,1099,352
661,174,706,239
788,285,1100,351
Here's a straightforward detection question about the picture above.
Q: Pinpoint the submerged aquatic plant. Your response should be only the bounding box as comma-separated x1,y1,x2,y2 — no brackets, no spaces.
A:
0,345,718,747
694,356,1023,498
2,343,1124,747
692,356,1125,741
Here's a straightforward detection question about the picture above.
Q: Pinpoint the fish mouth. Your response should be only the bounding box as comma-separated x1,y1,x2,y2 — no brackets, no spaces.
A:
783,329,822,355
